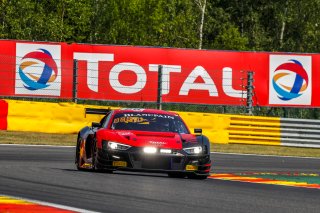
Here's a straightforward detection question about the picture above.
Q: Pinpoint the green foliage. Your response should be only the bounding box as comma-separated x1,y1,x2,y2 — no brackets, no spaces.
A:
2,0,320,51
1,0,320,118
91,0,199,48
0,0,93,42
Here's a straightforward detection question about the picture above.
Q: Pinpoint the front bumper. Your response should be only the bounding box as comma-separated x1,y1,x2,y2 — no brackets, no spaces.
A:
95,147,211,175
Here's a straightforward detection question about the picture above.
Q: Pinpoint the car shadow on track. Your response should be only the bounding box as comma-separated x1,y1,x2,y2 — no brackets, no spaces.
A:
61,168,189,179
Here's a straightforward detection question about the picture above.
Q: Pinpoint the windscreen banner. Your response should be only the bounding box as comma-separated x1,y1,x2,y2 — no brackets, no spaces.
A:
0,39,319,107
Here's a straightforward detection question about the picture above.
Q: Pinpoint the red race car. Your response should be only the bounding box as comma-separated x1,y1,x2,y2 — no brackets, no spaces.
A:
75,108,211,179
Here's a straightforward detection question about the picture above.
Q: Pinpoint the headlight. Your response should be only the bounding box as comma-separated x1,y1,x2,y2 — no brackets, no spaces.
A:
160,149,172,154
143,147,157,154
107,141,131,151
183,146,202,154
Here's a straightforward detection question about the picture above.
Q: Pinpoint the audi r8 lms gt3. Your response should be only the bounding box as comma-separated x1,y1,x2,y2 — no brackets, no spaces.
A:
75,108,211,179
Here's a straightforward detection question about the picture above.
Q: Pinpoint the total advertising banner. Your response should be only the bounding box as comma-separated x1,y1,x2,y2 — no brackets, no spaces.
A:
0,39,319,107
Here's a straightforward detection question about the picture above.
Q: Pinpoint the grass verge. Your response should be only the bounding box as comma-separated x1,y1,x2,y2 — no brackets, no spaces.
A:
213,144,320,158
0,131,77,146
0,130,319,158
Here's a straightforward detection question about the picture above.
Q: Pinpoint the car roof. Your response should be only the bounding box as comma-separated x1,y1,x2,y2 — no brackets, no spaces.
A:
113,108,179,116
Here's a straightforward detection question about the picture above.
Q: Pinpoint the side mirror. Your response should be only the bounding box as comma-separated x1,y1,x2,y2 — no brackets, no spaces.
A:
194,128,202,135
92,122,102,128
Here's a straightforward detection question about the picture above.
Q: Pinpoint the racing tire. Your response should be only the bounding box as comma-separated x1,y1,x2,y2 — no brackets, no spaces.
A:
92,140,103,172
75,137,85,171
92,140,113,174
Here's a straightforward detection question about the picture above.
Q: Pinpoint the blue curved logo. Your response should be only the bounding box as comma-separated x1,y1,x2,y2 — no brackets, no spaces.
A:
18,49,58,90
272,59,309,101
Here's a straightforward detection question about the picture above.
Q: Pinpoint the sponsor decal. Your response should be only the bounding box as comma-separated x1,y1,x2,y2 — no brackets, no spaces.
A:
186,165,198,171
123,113,175,119
15,43,61,96
112,161,127,167
113,116,147,124
269,55,311,105
149,141,167,146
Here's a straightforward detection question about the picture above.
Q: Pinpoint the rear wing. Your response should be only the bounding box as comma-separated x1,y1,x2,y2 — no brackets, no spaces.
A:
85,108,111,117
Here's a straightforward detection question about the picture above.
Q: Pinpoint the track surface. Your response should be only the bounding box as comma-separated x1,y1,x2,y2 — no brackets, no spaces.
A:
0,145,319,213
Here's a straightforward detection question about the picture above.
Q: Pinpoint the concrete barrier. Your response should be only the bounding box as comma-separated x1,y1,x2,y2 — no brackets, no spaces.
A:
227,115,281,146
3,100,319,148
5,100,233,143
179,112,230,144
0,100,8,130
6,100,112,133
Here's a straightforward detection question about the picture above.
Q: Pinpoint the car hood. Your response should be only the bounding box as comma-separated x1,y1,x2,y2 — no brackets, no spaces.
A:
98,130,198,149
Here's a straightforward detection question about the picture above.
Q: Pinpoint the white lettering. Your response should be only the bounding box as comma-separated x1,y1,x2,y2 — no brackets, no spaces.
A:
73,53,114,92
179,66,218,96
123,113,174,119
109,62,146,94
149,64,181,95
223,67,247,98
72,52,244,99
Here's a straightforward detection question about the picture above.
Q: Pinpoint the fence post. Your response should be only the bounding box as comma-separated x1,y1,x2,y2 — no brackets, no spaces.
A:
246,71,254,115
73,59,78,104
157,65,163,110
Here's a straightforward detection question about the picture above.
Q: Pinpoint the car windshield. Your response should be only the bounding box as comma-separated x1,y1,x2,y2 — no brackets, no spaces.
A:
111,112,189,133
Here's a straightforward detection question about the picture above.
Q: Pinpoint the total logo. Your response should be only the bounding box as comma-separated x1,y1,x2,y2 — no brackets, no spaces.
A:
149,141,167,146
269,55,312,105
15,43,61,96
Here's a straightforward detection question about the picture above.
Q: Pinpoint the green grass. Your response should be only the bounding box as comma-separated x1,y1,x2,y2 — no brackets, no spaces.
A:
0,131,77,146
0,130,319,158
212,144,320,158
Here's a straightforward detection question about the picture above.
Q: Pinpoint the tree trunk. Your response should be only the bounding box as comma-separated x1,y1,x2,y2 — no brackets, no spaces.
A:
195,0,206,49
280,1,288,49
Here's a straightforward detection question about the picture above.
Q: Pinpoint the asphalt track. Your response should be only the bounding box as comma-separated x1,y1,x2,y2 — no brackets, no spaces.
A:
0,145,319,213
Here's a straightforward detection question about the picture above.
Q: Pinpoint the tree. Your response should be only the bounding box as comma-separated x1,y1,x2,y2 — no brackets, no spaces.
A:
195,0,207,49
0,0,93,42
202,1,248,50
91,0,199,48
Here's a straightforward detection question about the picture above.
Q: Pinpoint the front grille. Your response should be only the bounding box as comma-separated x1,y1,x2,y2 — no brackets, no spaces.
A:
129,152,185,170
142,156,171,170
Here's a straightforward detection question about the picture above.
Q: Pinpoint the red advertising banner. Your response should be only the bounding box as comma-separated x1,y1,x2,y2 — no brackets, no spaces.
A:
0,39,318,107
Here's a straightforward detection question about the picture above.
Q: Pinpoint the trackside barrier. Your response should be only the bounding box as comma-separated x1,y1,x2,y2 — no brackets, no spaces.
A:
227,115,281,146
6,100,115,133
3,100,319,148
0,100,8,130
5,99,280,145
178,112,230,144
280,118,320,148
6,100,229,139
181,113,282,146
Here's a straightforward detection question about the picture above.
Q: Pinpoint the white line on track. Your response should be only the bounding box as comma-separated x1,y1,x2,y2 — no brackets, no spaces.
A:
0,194,100,213
211,151,320,159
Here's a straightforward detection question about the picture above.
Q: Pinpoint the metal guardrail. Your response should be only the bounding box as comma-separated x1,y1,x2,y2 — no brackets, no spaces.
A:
280,118,320,148
227,116,320,148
